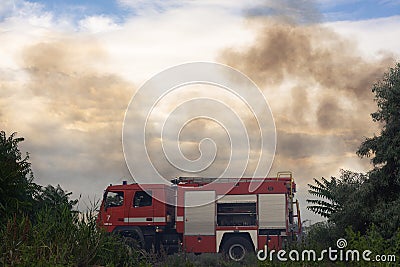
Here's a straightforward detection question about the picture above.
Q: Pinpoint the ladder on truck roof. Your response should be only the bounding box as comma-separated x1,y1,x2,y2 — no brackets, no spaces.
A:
171,171,293,185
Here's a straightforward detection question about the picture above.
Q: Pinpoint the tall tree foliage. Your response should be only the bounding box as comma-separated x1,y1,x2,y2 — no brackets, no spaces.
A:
356,62,400,237
0,131,38,221
36,184,78,210
307,170,369,233
0,131,137,266
357,62,400,200
307,177,339,218
307,63,400,238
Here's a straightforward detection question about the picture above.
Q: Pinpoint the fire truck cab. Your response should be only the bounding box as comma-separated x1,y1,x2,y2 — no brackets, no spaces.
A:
98,172,301,261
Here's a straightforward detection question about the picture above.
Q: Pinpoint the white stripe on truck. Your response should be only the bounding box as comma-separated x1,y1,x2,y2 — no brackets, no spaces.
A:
124,217,166,223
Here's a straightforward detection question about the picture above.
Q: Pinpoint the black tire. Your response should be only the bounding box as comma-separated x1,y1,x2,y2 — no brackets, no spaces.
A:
122,230,144,250
222,236,253,261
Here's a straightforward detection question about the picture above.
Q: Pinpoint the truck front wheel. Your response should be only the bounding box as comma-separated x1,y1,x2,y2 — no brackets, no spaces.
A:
122,230,144,250
222,236,253,261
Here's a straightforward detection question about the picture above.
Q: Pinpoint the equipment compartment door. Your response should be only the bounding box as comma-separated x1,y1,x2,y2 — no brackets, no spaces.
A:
184,190,215,235
258,194,286,229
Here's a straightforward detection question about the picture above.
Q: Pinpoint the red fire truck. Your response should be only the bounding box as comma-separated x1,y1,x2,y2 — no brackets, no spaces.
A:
98,172,302,261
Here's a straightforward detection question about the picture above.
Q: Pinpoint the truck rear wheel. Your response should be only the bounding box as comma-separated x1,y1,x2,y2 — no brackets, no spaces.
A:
222,236,253,261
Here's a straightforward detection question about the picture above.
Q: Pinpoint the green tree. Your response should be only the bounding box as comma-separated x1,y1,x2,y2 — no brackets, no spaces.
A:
0,131,138,266
307,176,340,218
357,63,400,197
303,221,339,249
356,63,400,238
35,184,78,211
307,63,400,238
307,170,369,233
0,131,39,221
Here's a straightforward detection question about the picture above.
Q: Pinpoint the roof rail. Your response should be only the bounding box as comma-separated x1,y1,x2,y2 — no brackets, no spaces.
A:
277,171,292,179
175,177,219,184
171,175,294,185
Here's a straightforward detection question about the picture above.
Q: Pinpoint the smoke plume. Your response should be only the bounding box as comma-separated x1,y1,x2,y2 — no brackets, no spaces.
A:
220,17,394,185
16,37,134,195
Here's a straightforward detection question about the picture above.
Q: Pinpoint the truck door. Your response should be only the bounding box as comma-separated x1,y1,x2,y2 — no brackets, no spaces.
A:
128,190,154,225
103,190,126,227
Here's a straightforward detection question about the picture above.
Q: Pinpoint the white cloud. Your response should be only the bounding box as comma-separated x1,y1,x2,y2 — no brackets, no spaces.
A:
116,0,262,12
326,16,400,59
79,16,121,33
90,5,257,83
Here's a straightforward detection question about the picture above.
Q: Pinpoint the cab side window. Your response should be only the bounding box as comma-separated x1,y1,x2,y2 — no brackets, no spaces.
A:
134,191,152,207
105,191,124,208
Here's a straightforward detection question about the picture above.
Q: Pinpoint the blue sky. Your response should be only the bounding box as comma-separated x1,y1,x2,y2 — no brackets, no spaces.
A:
10,0,130,22
320,0,400,21
11,0,400,23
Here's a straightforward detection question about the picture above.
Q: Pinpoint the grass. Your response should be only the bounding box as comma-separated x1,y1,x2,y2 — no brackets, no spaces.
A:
0,204,139,266
2,201,397,266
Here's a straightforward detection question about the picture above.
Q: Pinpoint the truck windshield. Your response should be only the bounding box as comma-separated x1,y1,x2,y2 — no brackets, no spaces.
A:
105,191,124,208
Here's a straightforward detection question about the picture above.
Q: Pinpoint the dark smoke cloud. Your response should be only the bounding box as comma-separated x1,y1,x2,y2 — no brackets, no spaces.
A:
246,0,322,24
220,17,395,184
16,38,134,196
